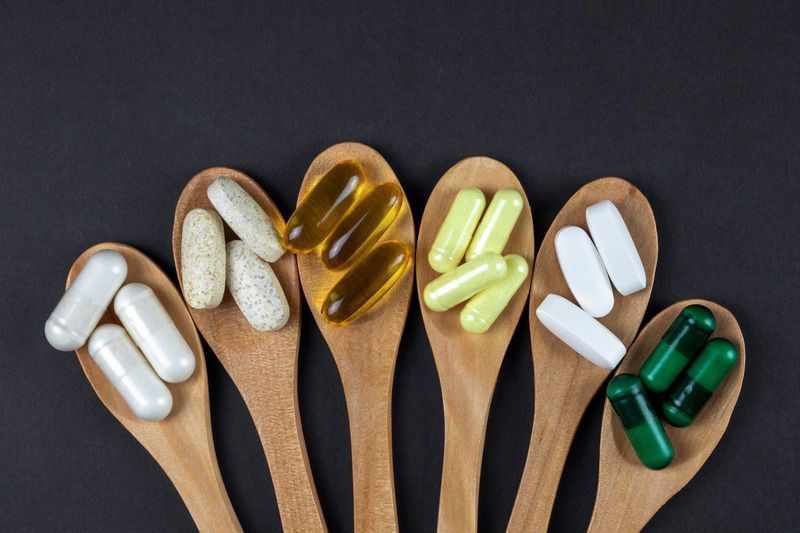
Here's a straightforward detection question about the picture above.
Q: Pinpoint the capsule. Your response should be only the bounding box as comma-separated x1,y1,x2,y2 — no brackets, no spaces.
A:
465,188,524,261
321,183,403,270
114,283,197,383
322,241,411,326
88,324,173,421
180,208,226,309
424,253,507,312
662,338,739,427
460,255,529,334
640,305,716,393
607,374,674,470
45,250,128,351
285,160,366,253
428,188,486,273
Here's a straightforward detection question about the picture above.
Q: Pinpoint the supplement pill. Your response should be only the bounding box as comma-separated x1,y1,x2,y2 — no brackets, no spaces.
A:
460,254,529,334
226,240,290,332
585,200,646,296
465,188,524,261
423,253,507,312
180,208,226,309
554,226,614,317
428,188,486,273
45,250,128,351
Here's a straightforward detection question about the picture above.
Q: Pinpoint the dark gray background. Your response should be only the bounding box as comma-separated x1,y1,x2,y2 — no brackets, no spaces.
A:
1,1,798,531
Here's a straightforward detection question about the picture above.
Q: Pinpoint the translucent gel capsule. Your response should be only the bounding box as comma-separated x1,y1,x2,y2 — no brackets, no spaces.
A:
460,254,529,334
322,183,403,271
428,188,486,273
285,160,366,253
607,374,674,470
662,338,739,427
423,253,507,312
640,305,716,393
322,241,411,326
465,188,524,261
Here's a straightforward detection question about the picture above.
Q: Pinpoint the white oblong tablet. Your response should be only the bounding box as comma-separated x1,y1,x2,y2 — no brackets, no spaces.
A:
181,208,226,309
226,240,290,331
554,226,614,317
585,200,646,296
535,294,626,369
208,175,285,263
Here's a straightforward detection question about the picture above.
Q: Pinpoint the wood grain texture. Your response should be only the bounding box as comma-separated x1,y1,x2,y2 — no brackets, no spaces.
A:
172,169,326,533
68,243,240,533
507,178,658,533
295,142,415,533
588,299,745,533
416,157,534,533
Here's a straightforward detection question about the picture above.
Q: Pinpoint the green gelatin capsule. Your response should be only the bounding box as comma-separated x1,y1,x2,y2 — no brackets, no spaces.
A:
607,374,674,470
465,188,524,261
662,338,739,427
423,253,507,312
460,255,529,334
428,188,486,273
640,304,716,393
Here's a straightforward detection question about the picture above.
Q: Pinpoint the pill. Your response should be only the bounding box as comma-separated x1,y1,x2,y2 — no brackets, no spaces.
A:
460,254,530,334
535,294,626,369
45,250,128,351
662,338,738,427
607,374,674,470
585,200,646,296
639,304,716,393
465,188,524,261
114,283,197,383
285,160,366,253
207,176,285,262
424,253,507,312
322,241,412,326
88,324,173,421
180,208,226,309
322,182,403,271
554,226,614,317
226,240,290,331
428,188,486,273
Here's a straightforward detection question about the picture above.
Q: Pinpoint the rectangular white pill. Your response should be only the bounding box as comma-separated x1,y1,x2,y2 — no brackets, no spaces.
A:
226,240,290,332
554,226,614,317
585,200,646,296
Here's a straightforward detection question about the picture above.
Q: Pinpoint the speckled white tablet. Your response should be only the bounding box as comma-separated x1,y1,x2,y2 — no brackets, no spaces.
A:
181,208,226,309
226,240,290,331
554,226,614,317
208,176,284,262
585,200,646,296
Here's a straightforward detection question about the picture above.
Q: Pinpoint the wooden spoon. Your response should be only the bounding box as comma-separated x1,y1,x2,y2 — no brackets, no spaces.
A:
295,142,415,532
588,299,745,532
172,169,325,532
416,157,534,533
68,242,241,532
507,178,658,533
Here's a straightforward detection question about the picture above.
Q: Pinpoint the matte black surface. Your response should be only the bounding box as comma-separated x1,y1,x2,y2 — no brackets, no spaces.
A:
2,1,798,531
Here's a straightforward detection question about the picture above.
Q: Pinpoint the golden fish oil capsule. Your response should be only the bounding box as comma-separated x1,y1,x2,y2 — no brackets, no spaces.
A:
322,241,412,326
285,160,366,253
321,183,403,271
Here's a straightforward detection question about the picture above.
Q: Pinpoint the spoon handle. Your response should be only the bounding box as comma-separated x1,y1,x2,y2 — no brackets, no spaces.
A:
586,486,652,533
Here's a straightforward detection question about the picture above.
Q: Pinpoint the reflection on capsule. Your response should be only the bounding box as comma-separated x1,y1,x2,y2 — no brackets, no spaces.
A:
285,160,366,253
322,241,411,326
322,182,403,271
465,188,523,261
423,253,507,312
460,254,529,334
428,188,486,273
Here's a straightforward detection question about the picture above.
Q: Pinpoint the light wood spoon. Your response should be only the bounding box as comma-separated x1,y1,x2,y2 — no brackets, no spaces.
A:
172,169,326,532
295,142,415,532
68,242,241,532
508,177,658,533
416,157,534,533
588,299,745,532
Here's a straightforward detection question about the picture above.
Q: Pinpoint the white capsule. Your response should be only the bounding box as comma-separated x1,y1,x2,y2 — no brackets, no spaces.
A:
181,208,226,309
45,250,128,351
585,200,646,296
114,283,196,383
207,176,285,262
554,226,614,317
88,324,173,421
536,294,626,369
226,240,290,331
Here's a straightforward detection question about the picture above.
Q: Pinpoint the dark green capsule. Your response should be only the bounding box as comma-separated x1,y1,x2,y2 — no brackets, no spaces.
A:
640,305,716,393
607,374,674,470
662,338,739,427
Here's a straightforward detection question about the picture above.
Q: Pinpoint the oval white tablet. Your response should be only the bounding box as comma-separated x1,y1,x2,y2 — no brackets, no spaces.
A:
585,200,646,296
181,208,226,309
554,226,614,317
226,240,290,332
535,294,626,369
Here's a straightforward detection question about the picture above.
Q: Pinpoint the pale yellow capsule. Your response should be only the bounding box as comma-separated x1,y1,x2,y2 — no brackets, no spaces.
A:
423,253,507,312
465,188,524,260
428,188,486,273
460,254,529,333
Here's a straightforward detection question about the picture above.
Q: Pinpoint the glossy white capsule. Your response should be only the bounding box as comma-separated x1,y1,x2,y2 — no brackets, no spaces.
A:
585,200,646,296
226,240,290,331
88,324,173,421
45,250,128,351
114,283,196,383
554,226,614,317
